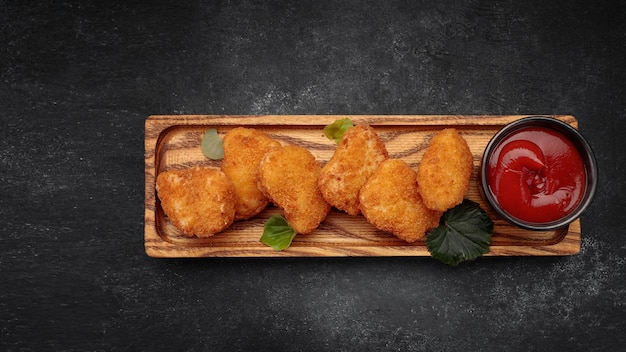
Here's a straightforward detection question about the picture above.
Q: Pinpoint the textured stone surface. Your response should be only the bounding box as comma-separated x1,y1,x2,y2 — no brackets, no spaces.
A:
1,1,625,350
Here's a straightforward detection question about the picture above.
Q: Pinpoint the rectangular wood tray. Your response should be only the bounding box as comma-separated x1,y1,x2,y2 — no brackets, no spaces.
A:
144,115,581,257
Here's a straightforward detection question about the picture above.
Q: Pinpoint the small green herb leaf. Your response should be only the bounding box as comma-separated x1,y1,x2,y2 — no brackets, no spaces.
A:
426,199,494,266
261,215,297,251
201,128,224,160
324,118,353,143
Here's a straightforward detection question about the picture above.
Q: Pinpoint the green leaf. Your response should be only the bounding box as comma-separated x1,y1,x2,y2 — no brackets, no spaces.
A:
426,199,494,266
201,128,224,160
324,118,353,143
260,215,297,251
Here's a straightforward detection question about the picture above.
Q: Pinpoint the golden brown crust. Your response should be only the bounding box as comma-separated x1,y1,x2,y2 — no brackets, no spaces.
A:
318,124,388,215
156,166,236,237
359,159,442,242
417,128,474,212
258,145,330,234
221,127,282,220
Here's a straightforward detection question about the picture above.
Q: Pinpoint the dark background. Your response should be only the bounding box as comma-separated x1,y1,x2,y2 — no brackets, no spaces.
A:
2,1,625,351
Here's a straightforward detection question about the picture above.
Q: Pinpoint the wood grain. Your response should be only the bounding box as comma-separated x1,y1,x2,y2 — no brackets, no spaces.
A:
144,115,581,258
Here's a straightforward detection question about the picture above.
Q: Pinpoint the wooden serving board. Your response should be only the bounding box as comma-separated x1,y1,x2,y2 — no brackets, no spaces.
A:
144,115,581,258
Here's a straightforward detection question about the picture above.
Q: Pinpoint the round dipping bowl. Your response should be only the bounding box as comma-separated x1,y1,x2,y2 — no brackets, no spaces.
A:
480,116,597,231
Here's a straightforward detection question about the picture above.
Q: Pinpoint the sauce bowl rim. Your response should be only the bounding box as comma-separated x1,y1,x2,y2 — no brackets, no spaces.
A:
479,116,598,231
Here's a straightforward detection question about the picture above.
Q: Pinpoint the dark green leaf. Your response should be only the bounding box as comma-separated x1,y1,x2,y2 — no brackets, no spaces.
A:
426,199,494,266
324,118,353,143
260,215,297,251
201,128,224,160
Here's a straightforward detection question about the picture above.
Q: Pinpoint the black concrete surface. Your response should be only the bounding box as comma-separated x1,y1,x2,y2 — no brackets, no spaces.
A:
1,1,625,351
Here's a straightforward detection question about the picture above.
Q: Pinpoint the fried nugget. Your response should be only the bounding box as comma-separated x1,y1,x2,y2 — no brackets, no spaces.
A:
417,128,473,212
257,145,330,234
156,166,236,237
359,159,442,242
318,124,388,215
221,127,282,220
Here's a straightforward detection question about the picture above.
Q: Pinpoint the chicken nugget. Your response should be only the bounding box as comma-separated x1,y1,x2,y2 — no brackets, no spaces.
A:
156,166,236,237
359,159,442,242
258,145,330,234
417,128,473,211
221,127,282,220
318,124,388,215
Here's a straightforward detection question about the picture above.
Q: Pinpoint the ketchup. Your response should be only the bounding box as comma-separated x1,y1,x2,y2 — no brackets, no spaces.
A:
487,127,586,223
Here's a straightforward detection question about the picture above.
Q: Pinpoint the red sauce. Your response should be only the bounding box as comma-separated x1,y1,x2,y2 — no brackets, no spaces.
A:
487,127,586,223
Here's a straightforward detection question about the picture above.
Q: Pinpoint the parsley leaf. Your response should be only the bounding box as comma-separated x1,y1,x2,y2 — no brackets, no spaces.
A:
324,118,353,143
426,199,494,266
260,215,297,251
201,128,224,160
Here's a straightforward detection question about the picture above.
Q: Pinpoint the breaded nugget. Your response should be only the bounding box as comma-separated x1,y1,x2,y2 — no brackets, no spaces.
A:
156,166,236,237
318,124,388,215
258,145,330,234
359,159,442,242
221,127,282,220
417,128,473,212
